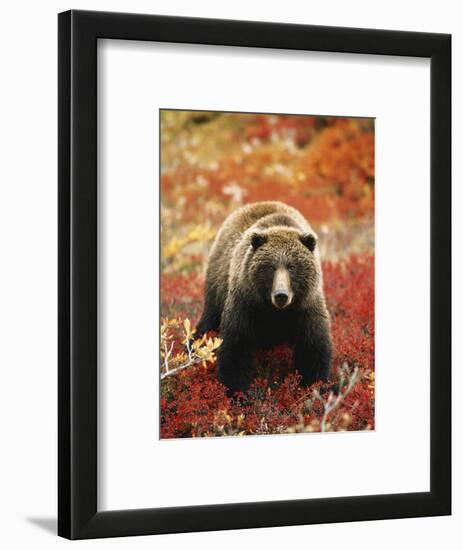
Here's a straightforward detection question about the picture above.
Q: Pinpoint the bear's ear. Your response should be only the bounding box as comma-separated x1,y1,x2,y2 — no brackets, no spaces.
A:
251,232,267,250
300,233,317,252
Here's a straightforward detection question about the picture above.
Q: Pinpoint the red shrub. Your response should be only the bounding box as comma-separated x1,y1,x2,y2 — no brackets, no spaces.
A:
161,117,374,225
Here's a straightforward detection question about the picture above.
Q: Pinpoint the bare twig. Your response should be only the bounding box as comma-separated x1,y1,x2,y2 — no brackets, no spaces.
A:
161,357,196,380
163,340,174,374
320,365,359,431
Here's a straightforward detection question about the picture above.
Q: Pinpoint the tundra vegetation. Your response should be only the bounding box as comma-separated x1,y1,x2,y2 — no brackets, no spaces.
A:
160,111,374,438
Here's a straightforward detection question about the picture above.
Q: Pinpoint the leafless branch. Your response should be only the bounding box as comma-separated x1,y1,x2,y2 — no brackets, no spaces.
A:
320,364,359,432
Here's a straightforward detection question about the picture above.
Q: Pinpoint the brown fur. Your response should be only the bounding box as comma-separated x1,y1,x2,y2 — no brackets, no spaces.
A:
196,201,332,394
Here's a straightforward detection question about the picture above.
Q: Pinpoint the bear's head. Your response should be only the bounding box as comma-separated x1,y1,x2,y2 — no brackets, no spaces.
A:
246,228,321,310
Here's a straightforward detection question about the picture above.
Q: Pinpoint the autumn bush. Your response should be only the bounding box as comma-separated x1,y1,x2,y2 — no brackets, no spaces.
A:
160,111,375,438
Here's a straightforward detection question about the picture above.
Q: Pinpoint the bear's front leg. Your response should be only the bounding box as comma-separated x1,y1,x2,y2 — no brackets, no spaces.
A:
217,296,255,395
217,336,254,396
295,315,332,387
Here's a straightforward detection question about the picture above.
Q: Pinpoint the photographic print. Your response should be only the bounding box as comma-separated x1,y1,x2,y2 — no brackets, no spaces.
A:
160,110,375,439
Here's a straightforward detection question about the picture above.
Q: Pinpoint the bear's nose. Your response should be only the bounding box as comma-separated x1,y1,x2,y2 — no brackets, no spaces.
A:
273,290,289,308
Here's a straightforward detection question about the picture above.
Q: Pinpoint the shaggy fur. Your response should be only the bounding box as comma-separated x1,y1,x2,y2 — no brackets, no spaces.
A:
196,201,332,394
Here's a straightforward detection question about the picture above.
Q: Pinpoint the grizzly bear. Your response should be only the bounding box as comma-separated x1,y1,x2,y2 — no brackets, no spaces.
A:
196,201,332,394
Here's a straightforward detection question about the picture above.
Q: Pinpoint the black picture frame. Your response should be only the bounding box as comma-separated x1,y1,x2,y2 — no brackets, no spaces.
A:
58,9,451,540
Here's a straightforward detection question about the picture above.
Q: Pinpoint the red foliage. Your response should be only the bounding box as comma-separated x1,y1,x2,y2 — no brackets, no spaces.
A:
161,271,204,322
326,254,375,371
161,364,230,438
245,114,321,146
161,117,374,224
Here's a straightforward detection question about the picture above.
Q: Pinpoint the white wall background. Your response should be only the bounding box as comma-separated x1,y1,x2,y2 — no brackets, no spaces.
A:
0,1,458,548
